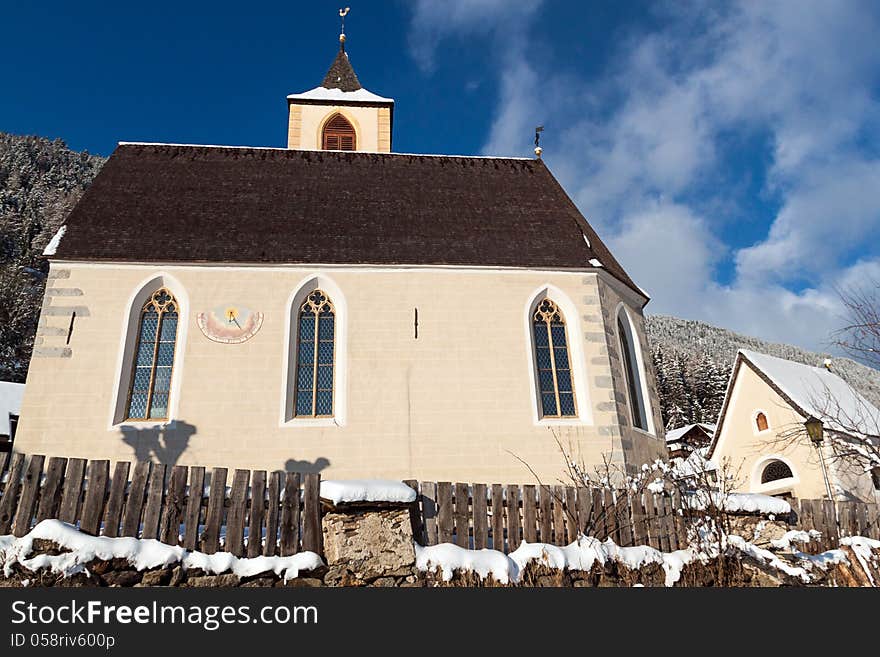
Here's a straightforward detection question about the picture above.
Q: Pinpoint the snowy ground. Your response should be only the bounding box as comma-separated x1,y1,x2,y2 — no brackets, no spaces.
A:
0,520,323,582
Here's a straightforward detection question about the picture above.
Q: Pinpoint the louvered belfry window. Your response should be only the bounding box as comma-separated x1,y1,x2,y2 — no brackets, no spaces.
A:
533,299,577,418
294,290,336,417
126,288,178,420
322,114,356,151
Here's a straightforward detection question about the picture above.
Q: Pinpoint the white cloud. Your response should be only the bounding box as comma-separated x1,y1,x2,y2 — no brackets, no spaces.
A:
407,1,880,353
408,0,542,72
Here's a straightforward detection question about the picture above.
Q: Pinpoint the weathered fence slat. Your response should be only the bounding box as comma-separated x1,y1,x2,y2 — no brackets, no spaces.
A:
491,484,504,551
616,492,633,547
552,486,566,545
453,482,470,548
603,489,619,543
141,463,166,540
564,487,578,544
279,472,301,557
225,469,250,557
36,457,67,524
80,459,109,536
58,457,86,526
522,485,537,543
121,460,150,538
12,455,45,537
201,467,227,554
538,485,552,544
630,493,648,547
0,452,9,483
576,487,592,538
160,465,188,546
590,488,605,540
403,479,424,545
437,482,453,544
472,483,488,550
102,461,130,538
302,473,322,555
182,466,205,551
247,470,267,558
421,481,438,546
263,471,281,557
506,484,521,551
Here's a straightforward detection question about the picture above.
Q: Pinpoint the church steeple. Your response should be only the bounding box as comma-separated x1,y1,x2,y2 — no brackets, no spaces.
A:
285,11,394,152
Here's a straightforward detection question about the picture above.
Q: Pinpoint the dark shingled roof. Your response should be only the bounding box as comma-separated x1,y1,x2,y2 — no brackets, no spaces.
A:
54,143,642,296
321,45,362,92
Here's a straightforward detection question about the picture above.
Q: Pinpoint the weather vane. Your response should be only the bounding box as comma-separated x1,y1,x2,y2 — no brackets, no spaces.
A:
534,125,544,158
339,7,350,43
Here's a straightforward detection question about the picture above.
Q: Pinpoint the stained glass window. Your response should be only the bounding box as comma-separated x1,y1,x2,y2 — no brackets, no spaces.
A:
126,288,178,420
618,312,649,431
294,290,335,417
533,299,576,418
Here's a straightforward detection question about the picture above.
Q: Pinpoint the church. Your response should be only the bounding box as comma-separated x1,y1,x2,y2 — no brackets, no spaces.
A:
14,30,665,483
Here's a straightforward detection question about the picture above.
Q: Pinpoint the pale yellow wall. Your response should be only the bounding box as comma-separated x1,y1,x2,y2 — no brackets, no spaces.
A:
287,103,390,152
712,362,879,502
16,263,663,484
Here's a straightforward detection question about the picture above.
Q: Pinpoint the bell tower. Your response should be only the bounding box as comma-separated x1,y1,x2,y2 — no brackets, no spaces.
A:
287,11,394,152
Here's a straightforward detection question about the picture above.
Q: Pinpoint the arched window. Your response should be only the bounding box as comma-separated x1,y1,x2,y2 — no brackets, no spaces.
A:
755,412,769,432
617,309,649,431
761,460,793,484
294,290,336,417
322,114,356,151
533,299,576,417
125,288,179,420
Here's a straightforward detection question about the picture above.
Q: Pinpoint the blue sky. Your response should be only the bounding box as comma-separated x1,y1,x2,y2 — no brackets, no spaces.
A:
3,0,880,353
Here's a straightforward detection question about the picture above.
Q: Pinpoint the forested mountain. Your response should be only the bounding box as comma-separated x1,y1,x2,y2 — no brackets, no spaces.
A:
646,315,880,430
0,132,104,381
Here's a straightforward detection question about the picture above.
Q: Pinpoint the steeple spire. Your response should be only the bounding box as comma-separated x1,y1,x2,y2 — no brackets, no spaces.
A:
321,8,362,92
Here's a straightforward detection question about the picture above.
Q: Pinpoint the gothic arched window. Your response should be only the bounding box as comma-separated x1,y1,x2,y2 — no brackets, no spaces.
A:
294,290,336,417
322,114,356,151
125,288,179,420
618,309,649,431
761,460,793,484
533,299,577,418
755,412,769,432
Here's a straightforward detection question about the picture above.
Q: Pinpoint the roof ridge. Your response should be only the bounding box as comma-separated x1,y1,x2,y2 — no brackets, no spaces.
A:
116,142,537,161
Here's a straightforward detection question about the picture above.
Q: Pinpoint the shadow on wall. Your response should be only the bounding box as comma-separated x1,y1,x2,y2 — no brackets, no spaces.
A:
285,457,331,474
120,421,197,466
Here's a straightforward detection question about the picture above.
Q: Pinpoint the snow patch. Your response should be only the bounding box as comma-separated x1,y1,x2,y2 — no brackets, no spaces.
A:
319,479,416,505
684,491,791,515
0,520,322,582
42,225,66,256
287,86,394,103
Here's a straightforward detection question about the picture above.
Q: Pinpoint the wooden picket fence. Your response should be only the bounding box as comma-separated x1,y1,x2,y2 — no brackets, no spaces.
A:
2,454,878,557
405,480,880,554
0,452,323,557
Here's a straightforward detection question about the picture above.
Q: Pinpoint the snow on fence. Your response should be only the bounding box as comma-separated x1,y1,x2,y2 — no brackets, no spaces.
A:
403,480,880,554
0,452,323,557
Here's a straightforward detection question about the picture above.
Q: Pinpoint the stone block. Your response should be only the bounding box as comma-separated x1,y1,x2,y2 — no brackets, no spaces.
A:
322,506,416,581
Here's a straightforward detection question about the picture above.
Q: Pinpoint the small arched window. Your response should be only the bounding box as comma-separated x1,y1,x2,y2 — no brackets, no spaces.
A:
125,288,179,420
294,290,336,417
761,460,793,484
617,310,649,431
755,412,769,432
322,114,356,151
533,299,577,418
